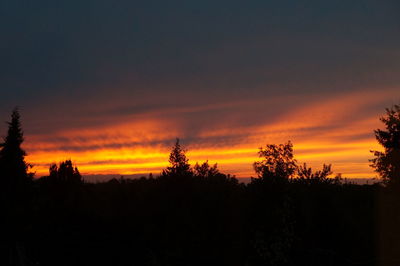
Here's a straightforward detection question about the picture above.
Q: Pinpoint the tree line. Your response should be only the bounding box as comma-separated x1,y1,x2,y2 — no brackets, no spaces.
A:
0,105,399,266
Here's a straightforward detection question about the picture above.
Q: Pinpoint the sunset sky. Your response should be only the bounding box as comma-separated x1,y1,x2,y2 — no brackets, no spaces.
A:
1,1,399,179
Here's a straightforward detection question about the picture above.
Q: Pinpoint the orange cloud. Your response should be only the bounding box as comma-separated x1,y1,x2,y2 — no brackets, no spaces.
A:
24,89,396,179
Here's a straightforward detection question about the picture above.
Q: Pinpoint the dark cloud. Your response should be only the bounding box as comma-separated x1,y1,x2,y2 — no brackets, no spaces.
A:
1,0,399,144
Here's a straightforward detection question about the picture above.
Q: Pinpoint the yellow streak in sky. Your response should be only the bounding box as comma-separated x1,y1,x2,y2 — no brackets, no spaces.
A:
26,139,380,178
24,89,395,179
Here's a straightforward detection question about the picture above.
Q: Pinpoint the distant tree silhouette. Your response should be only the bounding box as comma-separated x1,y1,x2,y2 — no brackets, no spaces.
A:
193,160,219,178
0,108,32,189
370,104,400,184
48,160,83,185
295,163,335,185
162,138,192,177
253,141,297,181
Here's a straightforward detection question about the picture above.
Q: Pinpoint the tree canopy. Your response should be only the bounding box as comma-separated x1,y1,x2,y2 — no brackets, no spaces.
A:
193,160,219,178
49,160,83,185
253,141,297,181
370,104,400,184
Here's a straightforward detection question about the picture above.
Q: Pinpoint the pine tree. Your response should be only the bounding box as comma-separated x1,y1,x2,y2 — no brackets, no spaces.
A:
0,108,32,188
162,138,192,177
370,104,400,184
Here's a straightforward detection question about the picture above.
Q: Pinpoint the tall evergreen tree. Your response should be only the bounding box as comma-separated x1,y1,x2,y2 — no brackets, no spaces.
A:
0,108,31,188
370,104,400,184
162,138,192,177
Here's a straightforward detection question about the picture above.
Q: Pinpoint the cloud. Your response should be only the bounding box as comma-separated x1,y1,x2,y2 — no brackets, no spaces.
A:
21,88,397,178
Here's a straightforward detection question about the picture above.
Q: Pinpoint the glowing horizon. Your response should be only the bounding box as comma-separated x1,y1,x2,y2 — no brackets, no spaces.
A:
22,89,394,180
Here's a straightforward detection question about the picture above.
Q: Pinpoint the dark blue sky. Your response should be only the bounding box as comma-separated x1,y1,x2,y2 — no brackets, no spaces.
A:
1,1,399,113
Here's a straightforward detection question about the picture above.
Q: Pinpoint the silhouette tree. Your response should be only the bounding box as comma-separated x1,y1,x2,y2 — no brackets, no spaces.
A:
250,142,296,265
162,138,192,177
370,104,400,184
0,109,33,266
0,108,32,189
253,141,297,181
193,160,219,178
48,160,83,185
296,163,335,185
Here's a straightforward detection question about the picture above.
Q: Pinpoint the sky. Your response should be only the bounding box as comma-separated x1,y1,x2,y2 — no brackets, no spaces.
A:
1,0,399,179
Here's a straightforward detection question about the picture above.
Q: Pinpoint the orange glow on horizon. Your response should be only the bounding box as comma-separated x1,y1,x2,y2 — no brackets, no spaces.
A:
23,89,395,180
26,134,382,179
26,142,380,179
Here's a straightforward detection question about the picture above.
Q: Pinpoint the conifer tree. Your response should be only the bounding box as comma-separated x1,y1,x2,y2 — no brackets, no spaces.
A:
371,104,400,184
0,108,32,188
162,138,192,177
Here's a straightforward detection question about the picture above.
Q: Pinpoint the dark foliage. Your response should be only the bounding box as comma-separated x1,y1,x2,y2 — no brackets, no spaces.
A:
0,108,32,190
193,160,219,178
0,108,33,266
295,163,342,185
162,138,192,178
253,141,297,182
371,104,400,185
48,160,83,185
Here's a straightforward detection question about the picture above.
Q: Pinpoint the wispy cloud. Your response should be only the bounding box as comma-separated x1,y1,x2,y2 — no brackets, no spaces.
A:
24,88,396,178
